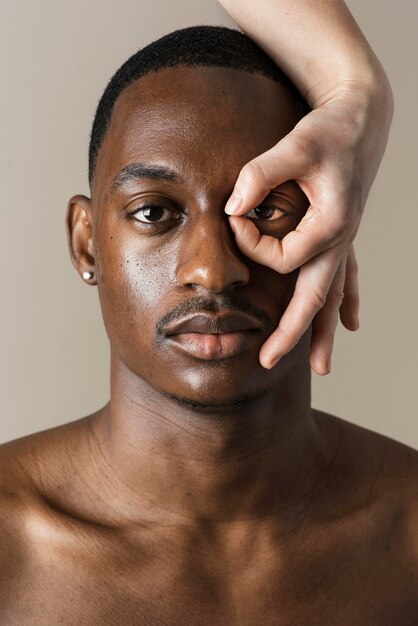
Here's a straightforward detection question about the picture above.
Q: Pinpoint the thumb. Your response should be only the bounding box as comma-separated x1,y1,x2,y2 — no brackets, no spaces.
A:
228,215,285,273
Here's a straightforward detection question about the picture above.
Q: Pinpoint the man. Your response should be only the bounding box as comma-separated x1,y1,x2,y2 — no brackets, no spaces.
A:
0,26,416,625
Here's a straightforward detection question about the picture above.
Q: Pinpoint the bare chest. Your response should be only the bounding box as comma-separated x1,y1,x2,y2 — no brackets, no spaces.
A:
2,528,418,626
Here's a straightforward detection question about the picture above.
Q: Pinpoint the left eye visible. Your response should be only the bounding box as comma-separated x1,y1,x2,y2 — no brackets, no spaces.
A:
127,202,289,224
128,204,178,223
245,205,288,221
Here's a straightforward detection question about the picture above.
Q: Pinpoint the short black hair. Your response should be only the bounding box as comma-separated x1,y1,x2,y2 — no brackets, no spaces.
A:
88,25,308,188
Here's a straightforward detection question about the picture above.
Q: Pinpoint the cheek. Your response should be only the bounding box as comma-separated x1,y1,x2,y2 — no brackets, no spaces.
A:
251,263,299,325
95,233,171,358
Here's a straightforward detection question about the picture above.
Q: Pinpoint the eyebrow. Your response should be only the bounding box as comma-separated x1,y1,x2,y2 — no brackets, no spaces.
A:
111,163,182,190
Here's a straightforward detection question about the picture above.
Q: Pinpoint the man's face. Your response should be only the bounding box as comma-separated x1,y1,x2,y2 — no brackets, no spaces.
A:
91,65,309,408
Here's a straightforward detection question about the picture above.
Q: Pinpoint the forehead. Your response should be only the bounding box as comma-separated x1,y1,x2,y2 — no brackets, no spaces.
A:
94,65,302,196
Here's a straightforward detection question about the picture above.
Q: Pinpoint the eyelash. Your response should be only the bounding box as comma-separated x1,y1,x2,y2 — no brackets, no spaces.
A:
245,204,289,221
127,203,180,225
126,202,289,224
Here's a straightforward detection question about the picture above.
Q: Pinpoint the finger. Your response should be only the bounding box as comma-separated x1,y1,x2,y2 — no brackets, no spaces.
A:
229,206,345,274
228,215,287,272
339,243,360,331
225,134,312,215
309,253,348,375
258,245,345,368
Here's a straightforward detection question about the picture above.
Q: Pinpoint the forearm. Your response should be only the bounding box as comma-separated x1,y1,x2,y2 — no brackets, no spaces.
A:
219,2,394,372
218,0,392,108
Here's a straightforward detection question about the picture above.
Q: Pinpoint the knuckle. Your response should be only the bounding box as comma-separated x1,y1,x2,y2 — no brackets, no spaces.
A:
297,288,327,312
277,325,299,351
328,290,345,307
311,291,327,311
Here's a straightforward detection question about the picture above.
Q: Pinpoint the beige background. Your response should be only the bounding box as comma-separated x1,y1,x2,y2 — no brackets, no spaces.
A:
1,1,417,446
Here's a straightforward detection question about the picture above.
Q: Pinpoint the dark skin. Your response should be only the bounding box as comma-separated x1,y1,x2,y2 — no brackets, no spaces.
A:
0,66,417,625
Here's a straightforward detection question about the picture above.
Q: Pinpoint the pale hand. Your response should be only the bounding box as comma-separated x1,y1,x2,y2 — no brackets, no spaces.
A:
225,85,392,373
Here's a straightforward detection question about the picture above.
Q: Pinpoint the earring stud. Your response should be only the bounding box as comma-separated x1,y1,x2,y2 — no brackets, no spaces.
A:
82,271,94,281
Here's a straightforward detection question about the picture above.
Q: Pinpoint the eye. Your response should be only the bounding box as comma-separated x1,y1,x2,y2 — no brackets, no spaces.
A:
245,204,288,221
127,203,179,224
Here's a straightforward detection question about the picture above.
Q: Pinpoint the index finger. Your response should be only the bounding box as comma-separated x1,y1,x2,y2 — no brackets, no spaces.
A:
228,207,344,274
259,245,344,368
225,135,311,215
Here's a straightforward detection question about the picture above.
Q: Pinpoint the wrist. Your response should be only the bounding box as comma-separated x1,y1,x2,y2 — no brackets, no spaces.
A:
305,64,394,118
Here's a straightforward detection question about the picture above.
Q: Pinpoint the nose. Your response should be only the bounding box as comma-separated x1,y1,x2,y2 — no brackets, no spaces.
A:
176,214,250,293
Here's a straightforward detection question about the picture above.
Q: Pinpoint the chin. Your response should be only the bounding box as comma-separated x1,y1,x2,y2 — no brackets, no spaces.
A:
159,385,269,413
153,338,312,414
154,353,272,407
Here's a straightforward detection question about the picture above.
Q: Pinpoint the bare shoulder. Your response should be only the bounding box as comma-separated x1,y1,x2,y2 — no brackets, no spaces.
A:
313,408,418,483
0,416,95,578
0,415,94,495
314,408,418,560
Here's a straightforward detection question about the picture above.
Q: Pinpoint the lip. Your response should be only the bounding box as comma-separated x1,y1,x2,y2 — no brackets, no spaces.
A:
163,312,263,360
164,312,263,336
167,330,260,360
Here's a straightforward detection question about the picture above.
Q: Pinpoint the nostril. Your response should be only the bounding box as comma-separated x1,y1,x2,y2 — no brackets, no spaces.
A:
176,227,251,291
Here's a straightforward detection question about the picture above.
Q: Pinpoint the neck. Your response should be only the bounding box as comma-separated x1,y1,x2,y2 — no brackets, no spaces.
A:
90,353,337,528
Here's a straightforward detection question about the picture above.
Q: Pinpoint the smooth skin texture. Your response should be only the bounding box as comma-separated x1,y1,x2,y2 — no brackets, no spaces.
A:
219,0,394,372
0,67,416,625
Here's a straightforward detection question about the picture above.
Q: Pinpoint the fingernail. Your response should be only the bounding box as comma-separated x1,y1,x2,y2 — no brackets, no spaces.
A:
225,195,242,215
228,217,238,234
263,355,281,369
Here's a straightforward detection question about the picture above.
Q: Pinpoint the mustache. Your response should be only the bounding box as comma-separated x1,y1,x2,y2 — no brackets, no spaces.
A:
156,294,275,337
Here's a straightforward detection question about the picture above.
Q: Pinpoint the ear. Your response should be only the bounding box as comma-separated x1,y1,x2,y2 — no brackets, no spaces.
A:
65,194,97,285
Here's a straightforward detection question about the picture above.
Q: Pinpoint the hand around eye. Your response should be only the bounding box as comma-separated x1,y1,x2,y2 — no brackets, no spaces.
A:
225,88,392,373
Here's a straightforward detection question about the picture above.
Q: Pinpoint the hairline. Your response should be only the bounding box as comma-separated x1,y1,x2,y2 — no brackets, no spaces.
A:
90,63,304,191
